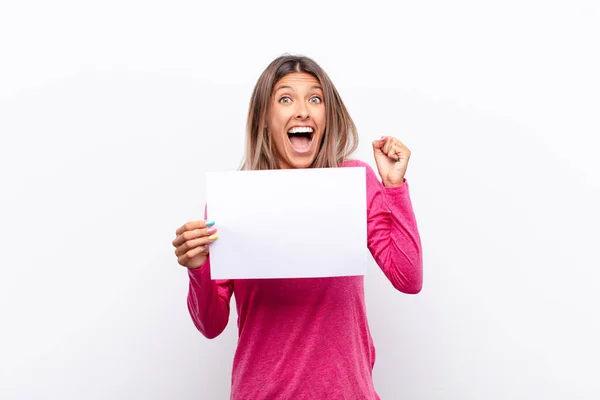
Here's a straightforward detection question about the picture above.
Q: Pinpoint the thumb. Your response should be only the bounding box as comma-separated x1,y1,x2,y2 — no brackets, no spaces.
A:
372,136,386,151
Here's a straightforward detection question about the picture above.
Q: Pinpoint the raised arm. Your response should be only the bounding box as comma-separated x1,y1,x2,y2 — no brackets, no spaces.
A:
364,162,423,294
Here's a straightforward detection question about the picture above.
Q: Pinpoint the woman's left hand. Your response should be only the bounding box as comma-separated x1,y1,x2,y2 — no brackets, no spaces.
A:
372,136,411,187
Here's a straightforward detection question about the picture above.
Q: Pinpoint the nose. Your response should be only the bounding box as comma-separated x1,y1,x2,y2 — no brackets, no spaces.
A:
295,102,309,120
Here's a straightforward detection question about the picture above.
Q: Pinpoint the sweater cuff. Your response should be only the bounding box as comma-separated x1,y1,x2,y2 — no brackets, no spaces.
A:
383,178,409,195
382,179,413,210
187,257,212,288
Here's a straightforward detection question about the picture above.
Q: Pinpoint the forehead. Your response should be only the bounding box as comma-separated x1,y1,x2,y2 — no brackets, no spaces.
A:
274,72,321,90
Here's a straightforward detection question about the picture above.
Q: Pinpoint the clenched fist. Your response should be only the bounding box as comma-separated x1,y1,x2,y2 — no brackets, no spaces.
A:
372,136,411,187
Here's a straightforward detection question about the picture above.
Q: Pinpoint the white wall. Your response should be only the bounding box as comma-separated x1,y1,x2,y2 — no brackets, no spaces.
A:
1,1,599,399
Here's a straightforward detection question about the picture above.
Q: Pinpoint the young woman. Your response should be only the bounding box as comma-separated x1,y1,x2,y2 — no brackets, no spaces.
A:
172,55,423,399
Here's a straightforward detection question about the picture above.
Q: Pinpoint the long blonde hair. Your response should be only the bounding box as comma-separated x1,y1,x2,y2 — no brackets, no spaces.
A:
240,55,359,170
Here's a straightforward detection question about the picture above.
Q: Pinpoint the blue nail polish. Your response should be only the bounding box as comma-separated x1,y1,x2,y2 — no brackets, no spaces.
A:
206,220,215,227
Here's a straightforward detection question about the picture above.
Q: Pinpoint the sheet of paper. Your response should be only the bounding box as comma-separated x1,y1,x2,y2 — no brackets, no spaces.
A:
205,167,368,279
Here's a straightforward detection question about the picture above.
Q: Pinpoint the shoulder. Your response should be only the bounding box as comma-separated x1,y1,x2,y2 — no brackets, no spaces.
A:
340,158,371,169
340,158,376,175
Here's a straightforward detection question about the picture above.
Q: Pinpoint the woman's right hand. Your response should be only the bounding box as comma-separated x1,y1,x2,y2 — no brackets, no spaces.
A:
172,220,219,269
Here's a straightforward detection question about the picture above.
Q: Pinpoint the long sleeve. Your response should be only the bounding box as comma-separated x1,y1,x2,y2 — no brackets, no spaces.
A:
187,257,234,338
186,203,234,338
363,161,423,294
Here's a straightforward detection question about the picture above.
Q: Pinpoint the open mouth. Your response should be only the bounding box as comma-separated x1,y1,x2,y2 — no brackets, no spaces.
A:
287,126,314,153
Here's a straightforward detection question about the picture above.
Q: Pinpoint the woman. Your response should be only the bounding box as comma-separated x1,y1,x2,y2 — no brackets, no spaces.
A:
172,55,423,399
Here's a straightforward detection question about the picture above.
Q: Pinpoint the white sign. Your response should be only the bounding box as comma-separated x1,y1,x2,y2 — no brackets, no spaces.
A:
205,167,368,279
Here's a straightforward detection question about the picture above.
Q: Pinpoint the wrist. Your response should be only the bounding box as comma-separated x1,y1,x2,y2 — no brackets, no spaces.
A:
383,178,405,187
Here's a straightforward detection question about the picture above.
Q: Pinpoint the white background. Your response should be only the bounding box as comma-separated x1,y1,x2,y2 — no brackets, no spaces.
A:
1,1,599,399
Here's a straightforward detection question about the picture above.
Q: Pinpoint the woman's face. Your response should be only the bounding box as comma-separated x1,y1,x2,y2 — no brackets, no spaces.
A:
267,72,326,169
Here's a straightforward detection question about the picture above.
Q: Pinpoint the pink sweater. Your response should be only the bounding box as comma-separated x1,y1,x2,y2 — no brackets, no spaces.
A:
187,159,423,399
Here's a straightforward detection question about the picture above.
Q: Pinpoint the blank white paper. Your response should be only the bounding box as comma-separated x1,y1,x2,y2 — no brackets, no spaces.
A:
205,167,368,279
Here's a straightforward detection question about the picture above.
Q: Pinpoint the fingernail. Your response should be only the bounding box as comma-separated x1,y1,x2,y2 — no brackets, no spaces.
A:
207,227,217,235
206,220,215,227
378,136,386,142
208,234,219,241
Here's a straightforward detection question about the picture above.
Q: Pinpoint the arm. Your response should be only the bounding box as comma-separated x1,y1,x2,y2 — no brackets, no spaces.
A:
185,203,233,339
364,162,423,294
187,257,234,339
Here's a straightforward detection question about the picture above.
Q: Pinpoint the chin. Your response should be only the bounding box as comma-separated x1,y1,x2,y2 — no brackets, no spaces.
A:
287,156,315,169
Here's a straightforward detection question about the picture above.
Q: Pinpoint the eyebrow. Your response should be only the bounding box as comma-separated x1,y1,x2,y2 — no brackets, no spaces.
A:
274,84,323,92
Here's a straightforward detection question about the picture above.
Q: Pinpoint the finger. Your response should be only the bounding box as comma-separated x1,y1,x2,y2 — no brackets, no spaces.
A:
172,227,213,247
386,144,403,161
390,137,405,147
381,136,396,154
383,136,406,149
175,220,211,236
174,234,217,256
393,139,410,158
178,245,209,266
372,136,387,150
392,142,410,158
381,141,397,158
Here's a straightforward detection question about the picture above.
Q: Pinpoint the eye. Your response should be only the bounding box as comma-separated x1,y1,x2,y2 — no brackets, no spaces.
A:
279,96,292,104
309,96,322,104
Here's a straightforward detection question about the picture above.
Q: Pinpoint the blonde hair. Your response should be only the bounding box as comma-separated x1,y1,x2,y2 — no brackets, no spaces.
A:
241,55,358,170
